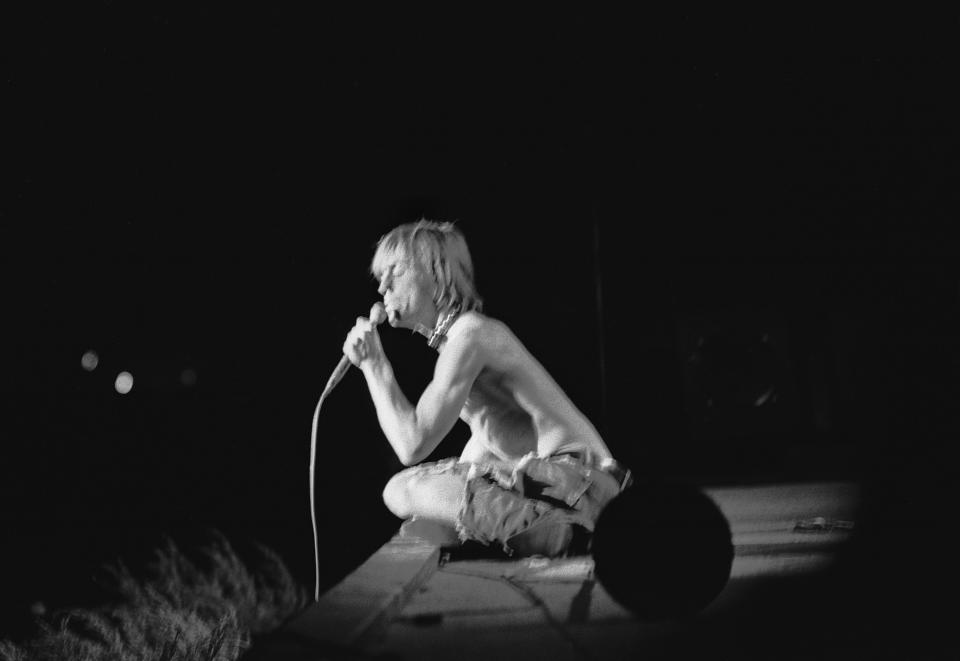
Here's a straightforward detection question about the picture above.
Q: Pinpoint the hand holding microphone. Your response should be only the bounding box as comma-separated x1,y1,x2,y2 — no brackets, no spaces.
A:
323,302,387,397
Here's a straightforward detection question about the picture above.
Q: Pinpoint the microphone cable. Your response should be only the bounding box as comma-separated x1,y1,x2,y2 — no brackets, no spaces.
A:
309,303,385,601
309,376,338,602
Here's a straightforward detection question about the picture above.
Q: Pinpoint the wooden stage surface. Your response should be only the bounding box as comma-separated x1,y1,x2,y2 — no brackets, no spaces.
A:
244,480,938,660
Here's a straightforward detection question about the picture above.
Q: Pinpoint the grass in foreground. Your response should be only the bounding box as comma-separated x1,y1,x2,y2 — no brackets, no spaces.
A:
0,531,309,661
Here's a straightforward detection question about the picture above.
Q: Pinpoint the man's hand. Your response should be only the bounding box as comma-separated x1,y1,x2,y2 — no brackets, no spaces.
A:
343,307,386,368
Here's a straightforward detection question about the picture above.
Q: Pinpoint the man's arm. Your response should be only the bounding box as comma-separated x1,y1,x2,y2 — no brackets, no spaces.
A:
361,327,485,466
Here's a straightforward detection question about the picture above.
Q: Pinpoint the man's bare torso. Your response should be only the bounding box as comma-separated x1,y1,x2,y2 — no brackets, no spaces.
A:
444,312,611,467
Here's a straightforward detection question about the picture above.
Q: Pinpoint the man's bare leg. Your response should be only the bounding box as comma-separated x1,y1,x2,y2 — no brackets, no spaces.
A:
383,468,465,545
383,468,466,524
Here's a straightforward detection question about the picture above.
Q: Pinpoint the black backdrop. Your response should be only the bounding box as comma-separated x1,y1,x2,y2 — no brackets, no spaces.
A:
3,6,958,644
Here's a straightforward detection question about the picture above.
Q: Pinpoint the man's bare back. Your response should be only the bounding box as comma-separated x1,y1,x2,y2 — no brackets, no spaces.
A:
448,311,612,467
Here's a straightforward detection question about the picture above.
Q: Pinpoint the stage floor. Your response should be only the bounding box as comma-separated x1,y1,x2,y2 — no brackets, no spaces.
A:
247,481,893,660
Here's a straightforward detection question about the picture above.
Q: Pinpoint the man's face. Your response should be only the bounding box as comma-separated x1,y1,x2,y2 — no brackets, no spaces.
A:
377,256,436,329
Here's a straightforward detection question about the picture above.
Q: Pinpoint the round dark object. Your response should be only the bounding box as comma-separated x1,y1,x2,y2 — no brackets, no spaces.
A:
592,482,734,620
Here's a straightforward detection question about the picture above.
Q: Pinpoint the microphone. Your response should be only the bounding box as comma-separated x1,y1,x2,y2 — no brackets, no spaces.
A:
322,302,387,397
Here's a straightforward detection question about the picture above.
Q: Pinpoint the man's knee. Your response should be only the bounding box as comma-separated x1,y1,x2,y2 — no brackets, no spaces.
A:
383,458,469,522
383,469,415,519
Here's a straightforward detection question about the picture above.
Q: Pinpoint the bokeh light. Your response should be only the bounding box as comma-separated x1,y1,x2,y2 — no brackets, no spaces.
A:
81,350,99,371
114,371,134,394
180,368,197,387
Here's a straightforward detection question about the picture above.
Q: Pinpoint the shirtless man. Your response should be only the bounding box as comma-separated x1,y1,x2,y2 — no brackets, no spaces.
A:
343,220,631,557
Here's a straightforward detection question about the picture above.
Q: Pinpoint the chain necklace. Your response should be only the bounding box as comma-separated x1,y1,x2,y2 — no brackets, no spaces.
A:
428,305,461,349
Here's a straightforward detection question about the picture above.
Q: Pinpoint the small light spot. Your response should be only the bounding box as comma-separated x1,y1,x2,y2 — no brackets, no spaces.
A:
754,387,776,406
115,371,134,394
81,350,99,371
180,368,197,387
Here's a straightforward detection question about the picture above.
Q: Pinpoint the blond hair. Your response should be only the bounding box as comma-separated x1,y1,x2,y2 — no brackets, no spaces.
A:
370,219,483,313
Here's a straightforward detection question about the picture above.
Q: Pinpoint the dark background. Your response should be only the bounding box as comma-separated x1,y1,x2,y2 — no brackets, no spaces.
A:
2,6,958,646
